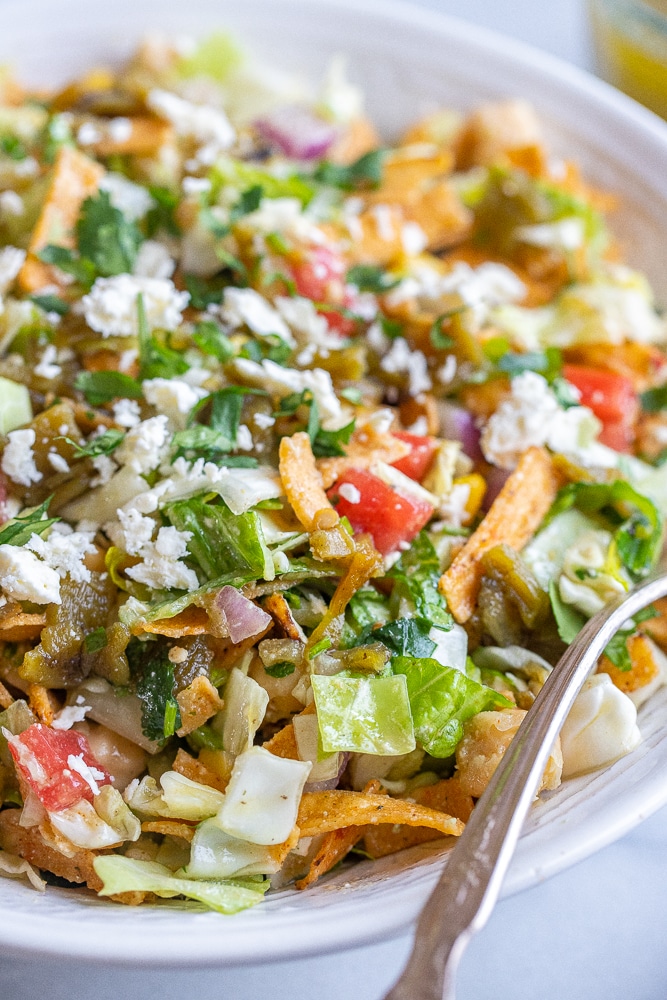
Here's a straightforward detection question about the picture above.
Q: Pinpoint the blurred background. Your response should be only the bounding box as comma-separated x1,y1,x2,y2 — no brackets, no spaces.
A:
2,1,667,998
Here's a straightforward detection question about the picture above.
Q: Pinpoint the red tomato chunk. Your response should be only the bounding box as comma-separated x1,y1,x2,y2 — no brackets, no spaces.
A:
7,722,113,812
563,363,638,452
391,432,437,481
291,245,357,336
328,468,434,555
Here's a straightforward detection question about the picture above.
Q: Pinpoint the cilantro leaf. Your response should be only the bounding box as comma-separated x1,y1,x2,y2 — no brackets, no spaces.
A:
264,660,296,678
62,428,125,459
0,496,59,547
496,347,562,381
30,294,70,316
145,185,181,238
387,531,454,630
134,650,182,743
311,419,355,458
76,190,143,277
184,274,226,310
164,497,272,580
0,133,27,161
137,293,188,380
640,385,667,413
74,370,143,406
83,627,108,654
38,245,96,288
354,617,436,658
274,389,354,457
192,319,235,361
314,149,385,191
346,264,399,293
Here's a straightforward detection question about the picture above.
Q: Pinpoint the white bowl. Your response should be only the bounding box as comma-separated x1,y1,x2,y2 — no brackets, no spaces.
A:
2,0,667,966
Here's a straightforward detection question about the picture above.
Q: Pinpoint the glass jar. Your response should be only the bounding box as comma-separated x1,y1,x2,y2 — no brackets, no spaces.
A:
589,0,667,118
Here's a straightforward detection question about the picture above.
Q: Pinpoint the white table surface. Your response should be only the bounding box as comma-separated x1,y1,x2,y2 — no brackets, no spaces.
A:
3,2,667,998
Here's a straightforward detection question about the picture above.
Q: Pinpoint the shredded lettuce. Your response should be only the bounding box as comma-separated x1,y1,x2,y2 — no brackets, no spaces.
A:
392,656,512,758
93,856,268,914
185,820,284,880
387,531,453,631
312,673,415,755
124,770,225,821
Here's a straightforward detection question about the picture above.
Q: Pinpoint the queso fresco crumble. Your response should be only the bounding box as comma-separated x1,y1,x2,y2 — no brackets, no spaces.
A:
0,31,666,911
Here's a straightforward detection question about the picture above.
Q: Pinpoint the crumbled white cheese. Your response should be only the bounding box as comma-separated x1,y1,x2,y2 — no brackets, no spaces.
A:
81,275,189,338
380,337,432,396
51,704,91,730
47,451,69,474
516,216,585,251
0,545,61,604
0,190,24,218
107,117,133,143
99,172,155,221
235,424,254,451
77,121,102,146
108,508,156,557
275,295,340,350
133,239,176,280
168,645,189,664
67,753,105,796
90,454,117,488
220,287,294,344
401,221,428,256
338,482,361,504
34,344,62,380
234,357,346,430
480,371,601,469
125,525,199,591
26,525,95,583
147,88,235,165
370,204,396,242
111,398,141,428
253,412,275,430
371,461,438,508
143,378,208,430
182,175,212,196
1,428,42,486
241,197,326,246
0,247,26,297
115,415,170,473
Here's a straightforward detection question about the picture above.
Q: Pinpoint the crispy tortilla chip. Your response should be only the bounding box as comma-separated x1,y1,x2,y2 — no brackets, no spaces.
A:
27,683,57,726
19,145,104,293
0,809,103,890
175,676,225,737
141,820,196,842
262,592,304,640
363,777,473,859
85,116,172,157
279,432,336,532
136,606,211,636
643,597,667,651
327,116,381,165
0,607,46,643
295,825,364,890
399,394,440,436
317,421,410,489
440,447,562,623
297,789,464,839
263,704,316,761
598,633,662,694
0,679,14,710
172,748,230,793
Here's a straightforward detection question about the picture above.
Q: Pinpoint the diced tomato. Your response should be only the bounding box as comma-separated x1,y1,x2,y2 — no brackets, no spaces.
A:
391,432,438,481
328,468,434,555
6,723,113,813
562,363,638,452
290,245,357,336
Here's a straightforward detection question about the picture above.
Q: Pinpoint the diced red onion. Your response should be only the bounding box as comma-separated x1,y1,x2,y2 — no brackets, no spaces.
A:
216,586,272,643
439,402,482,462
482,465,511,511
304,752,350,793
254,105,339,160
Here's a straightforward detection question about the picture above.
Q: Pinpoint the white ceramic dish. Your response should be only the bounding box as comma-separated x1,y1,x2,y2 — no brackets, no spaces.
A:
1,0,667,967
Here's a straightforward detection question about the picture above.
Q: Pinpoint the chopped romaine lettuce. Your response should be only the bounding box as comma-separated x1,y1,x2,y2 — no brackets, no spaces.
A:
311,673,416,755
165,497,274,581
124,770,225,821
387,531,453,631
185,819,286,880
392,656,512,758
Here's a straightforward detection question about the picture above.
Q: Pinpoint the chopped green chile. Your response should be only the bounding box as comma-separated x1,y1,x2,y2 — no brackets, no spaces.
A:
481,544,550,628
19,572,118,688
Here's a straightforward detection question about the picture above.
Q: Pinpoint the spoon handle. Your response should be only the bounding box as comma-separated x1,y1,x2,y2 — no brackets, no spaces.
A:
383,573,667,1000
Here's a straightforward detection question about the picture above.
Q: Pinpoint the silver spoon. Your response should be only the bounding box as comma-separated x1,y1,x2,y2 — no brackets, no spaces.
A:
383,571,667,1000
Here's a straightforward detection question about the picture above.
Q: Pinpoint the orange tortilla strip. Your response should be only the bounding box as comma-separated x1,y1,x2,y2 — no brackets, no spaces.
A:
175,676,225,738
85,116,172,157
0,679,13,710
135,606,211,636
263,704,316,761
0,809,103,890
27,683,56,726
141,820,196,842
363,777,473,859
440,446,562,623
172,748,230,793
279,432,336,531
297,789,464,839
19,145,104,293
598,633,662,694
295,825,364,890
0,611,46,643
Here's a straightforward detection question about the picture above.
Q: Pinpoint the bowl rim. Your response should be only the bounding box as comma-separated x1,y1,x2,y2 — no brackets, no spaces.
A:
2,0,667,967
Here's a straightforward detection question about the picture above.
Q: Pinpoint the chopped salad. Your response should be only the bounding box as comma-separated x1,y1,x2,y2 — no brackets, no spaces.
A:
0,31,667,913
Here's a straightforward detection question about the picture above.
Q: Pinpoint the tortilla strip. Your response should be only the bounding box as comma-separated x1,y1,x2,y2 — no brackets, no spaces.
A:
364,777,474,859
172,748,229,793
141,820,196,842
84,116,172,157
19,145,104,293
598,633,662,694
317,422,410,489
295,825,364,890
0,808,103,890
262,592,304,641
175,676,224,738
0,679,14,710
279,432,337,532
263,704,317,761
136,606,210,637
0,611,46,643
297,789,464,839
27,683,56,726
440,446,562,623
